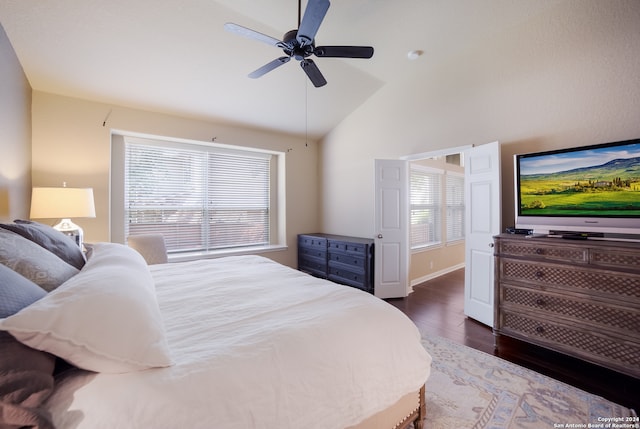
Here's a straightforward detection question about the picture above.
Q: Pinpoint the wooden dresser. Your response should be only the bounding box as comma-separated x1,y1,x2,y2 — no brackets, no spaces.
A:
493,233,640,378
298,233,374,294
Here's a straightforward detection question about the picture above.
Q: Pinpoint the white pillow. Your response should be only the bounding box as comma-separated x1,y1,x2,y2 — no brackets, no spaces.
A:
0,242,173,373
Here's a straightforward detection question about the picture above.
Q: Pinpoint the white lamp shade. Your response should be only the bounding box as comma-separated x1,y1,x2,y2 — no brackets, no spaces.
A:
30,187,96,219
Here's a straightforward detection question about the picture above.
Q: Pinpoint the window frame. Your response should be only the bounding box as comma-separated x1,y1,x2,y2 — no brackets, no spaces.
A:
445,171,465,244
409,164,465,251
410,165,443,249
110,132,286,260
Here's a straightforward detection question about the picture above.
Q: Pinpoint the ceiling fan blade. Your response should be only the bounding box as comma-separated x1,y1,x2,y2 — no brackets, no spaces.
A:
300,59,327,87
297,0,330,47
224,22,284,48
248,57,291,79
314,46,374,59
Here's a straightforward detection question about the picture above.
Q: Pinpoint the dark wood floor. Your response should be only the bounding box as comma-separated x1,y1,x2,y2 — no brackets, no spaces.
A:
387,268,640,411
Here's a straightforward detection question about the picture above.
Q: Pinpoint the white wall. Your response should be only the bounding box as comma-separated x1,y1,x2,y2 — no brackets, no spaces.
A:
31,92,320,267
0,23,31,221
320,0,640,247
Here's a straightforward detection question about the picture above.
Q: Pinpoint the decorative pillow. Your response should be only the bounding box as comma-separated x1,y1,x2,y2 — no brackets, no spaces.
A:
0,228,79,292
0,242,173,373
0,264,56,429
0,220,86,270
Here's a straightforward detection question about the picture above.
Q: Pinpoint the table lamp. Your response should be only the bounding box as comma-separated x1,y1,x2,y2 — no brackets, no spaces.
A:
30,185,96,248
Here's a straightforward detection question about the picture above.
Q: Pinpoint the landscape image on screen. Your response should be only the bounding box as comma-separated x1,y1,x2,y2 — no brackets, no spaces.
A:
519,143,640,217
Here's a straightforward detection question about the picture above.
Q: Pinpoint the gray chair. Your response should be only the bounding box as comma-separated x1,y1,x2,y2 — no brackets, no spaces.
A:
127,234,168,265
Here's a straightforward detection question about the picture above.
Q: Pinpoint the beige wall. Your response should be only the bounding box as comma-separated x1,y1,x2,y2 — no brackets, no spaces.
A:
31,92,320,267
319,0,640,283
0,23,32,222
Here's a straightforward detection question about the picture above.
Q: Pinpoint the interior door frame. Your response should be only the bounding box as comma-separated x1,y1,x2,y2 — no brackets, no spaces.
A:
401,145,473,162
399,143,497,293
385,143,499,307
398,144,471,288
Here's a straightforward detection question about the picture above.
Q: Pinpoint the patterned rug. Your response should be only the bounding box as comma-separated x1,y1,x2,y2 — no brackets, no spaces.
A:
417,335,636,429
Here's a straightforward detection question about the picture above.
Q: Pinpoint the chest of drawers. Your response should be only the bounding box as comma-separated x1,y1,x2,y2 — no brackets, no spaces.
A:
298,233,374,293
493,234,640,378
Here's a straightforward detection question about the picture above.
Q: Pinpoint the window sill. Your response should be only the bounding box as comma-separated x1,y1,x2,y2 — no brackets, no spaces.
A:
411,239,465,254
411,242,443,253
167,244,288,263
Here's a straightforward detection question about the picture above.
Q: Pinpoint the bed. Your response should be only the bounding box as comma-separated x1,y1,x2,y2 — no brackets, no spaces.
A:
0,222,431,429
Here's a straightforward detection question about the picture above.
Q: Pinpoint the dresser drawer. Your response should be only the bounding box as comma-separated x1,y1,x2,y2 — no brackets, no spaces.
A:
328,252,366,271
500,311,640,377
298,256,326,278
590,247,640,270
298,235,327,250
497,240,587,263
501,285,640,336
299,245,326,260
328,265,369,291
327,240,369,256
499,260,640,301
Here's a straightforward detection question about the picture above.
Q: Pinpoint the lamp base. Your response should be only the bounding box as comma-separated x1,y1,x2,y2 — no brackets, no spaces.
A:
53,218,84,249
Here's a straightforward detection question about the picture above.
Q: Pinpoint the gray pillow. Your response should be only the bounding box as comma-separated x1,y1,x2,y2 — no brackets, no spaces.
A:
0,220,86,270
0,263,47,318
0,228,79,292
0,264,56,429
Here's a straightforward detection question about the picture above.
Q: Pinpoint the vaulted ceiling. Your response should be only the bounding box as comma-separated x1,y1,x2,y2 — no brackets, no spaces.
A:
1,0,554,139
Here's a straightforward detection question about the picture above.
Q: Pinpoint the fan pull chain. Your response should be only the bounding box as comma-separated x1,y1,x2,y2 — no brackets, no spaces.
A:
305,78,309,147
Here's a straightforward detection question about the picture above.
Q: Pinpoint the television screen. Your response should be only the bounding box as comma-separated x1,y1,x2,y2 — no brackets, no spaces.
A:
514,138,640,235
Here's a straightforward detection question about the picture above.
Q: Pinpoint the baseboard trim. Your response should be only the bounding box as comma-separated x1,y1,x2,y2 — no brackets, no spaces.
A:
410,263,465,290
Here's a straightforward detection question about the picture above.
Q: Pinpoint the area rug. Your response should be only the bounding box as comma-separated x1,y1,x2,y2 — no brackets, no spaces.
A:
416,335,636,429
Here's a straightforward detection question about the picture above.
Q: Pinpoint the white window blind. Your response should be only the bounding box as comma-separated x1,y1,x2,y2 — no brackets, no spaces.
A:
446,173,465,242
125,140,270,254
410,166,442,248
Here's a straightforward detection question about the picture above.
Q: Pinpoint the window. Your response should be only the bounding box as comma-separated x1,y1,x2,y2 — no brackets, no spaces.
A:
410,164,465,249
111,135,284,256
446,172,465,242
410,166,441,248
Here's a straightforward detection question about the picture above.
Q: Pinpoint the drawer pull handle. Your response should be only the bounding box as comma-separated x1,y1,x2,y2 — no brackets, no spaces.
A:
535,271,544,278
535,248,544,255
535,326,545,334
535,299,546,306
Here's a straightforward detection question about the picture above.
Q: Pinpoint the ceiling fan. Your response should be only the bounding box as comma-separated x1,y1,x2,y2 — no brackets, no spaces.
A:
224,0,374,88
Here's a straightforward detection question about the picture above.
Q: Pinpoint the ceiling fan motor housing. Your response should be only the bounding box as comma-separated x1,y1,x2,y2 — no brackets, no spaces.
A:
283,29,314,60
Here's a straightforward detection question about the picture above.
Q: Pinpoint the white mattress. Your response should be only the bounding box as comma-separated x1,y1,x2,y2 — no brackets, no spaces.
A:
45,255,431,428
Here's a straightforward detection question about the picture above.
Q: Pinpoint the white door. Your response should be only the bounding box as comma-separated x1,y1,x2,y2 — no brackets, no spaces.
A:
374,159,409,299
464,141,501,326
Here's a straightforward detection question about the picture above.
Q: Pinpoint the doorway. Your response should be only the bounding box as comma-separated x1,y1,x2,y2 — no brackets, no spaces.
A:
406,153,466,287
398,141,501,327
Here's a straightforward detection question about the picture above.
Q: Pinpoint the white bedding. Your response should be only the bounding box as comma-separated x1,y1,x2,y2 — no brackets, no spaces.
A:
44,255,431,429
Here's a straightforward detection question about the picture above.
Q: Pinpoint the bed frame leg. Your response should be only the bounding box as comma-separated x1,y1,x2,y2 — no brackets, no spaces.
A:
414,385,426,429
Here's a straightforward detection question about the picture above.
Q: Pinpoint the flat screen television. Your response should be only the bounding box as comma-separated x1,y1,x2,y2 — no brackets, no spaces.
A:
514,138,640,238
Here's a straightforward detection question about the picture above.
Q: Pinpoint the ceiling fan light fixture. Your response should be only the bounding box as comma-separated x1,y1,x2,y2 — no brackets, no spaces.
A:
407,50,423,60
